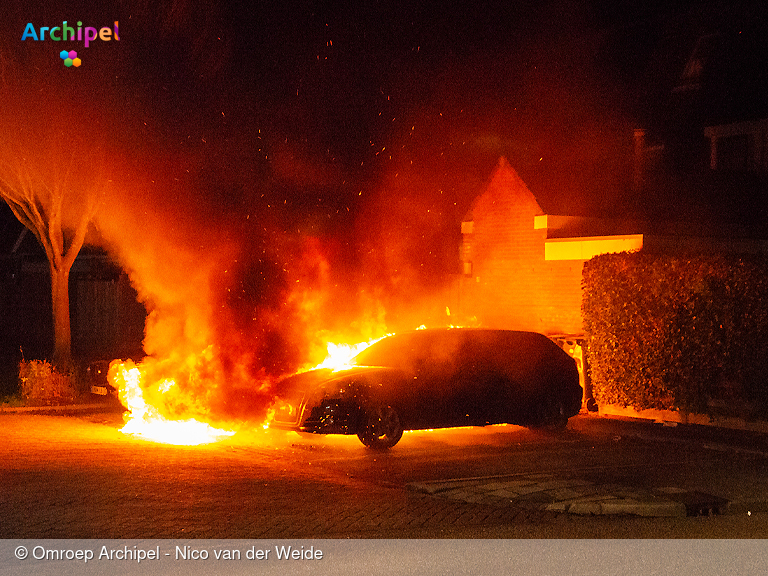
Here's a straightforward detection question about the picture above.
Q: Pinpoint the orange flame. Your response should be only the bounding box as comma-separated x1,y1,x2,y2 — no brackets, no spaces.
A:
110,360,236,445
309,337,386,372
107,336,385,444
109,324,460,444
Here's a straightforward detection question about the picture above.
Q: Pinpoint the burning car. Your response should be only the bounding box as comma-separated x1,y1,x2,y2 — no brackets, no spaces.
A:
272,328,582,449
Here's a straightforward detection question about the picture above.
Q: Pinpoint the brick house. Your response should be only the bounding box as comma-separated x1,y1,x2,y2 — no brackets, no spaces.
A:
457,156,768,340
452,7,768,347
458,157,584,336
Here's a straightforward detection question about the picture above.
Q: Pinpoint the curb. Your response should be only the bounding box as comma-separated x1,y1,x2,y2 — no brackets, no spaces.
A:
596,405,768,435
0,402,124,415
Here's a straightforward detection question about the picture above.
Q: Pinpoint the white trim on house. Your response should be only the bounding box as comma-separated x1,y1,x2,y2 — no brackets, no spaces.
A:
544,235,644,261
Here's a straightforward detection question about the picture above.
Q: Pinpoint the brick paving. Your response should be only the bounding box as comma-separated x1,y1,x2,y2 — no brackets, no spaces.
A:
5,411,768,539
408,474,693,516
0,413,556,539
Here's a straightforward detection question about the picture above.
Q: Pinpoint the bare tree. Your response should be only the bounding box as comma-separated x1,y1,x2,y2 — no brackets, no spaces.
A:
0,151,103,368
0,49,106,368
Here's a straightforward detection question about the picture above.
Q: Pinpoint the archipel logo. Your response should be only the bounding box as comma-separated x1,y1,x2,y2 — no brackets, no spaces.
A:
21,21,120,68
60,50,81,68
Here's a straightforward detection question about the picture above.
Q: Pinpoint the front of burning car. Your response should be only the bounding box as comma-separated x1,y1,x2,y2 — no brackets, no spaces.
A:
271,368,365,434
271,365,403,436
296,379,362,435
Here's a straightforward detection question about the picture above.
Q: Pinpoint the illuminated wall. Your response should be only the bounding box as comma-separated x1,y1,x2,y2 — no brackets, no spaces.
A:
458,158,639,336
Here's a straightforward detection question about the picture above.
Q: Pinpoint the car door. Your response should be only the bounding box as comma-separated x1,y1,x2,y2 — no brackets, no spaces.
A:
447,331,510,426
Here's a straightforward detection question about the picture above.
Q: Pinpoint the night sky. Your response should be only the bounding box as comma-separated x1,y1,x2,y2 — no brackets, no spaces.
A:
1,2,668,202
6,0,765,226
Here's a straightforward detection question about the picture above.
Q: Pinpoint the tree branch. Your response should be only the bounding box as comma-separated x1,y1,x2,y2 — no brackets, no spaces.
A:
0,160,56,265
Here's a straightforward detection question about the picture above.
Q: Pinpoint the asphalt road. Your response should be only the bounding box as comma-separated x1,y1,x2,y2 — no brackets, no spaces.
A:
2,410,768,538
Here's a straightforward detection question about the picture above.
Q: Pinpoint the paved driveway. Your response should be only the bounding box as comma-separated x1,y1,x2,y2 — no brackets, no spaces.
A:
2,412,768,538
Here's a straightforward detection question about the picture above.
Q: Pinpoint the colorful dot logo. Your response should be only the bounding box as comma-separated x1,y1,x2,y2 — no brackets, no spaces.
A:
59,49,81,67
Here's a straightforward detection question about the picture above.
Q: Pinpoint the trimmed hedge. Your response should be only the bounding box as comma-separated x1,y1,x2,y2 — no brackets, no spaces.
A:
582,252,768,417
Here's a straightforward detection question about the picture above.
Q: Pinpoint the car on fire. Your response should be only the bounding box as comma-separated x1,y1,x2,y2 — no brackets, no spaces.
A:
272,328,582,449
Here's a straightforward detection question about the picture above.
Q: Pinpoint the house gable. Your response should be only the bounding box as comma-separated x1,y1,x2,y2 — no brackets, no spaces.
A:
465,157,543,269
460,158,557,331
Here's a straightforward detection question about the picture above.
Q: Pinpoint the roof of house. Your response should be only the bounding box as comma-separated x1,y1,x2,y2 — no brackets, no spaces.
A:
467,156,768,241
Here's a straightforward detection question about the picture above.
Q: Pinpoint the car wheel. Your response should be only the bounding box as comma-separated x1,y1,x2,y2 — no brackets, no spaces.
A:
357,405,403,449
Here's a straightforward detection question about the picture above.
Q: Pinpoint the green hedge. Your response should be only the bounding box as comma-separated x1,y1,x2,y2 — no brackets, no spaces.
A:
582,252,768,417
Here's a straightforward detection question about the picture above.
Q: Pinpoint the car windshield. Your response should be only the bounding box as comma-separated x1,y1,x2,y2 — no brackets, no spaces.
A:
353,330,464,371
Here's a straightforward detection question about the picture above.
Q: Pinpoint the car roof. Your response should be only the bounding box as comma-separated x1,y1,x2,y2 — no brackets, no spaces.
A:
353,328,562,371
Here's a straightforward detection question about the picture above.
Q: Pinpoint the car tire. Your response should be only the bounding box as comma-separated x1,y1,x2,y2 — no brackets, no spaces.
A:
357,405,403,449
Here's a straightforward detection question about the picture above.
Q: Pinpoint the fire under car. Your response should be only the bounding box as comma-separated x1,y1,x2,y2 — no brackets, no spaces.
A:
272,328,583,449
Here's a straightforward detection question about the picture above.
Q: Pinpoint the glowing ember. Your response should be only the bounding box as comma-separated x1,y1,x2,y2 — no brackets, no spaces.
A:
111,362,235,445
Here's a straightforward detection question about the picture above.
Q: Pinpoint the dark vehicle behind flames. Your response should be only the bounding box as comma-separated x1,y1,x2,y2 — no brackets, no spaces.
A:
272,329,582,449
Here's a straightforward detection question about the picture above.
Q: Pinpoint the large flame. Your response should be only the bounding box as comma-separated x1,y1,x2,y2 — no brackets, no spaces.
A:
110,335,388,444
110,360,236,445
309,337,386,372
93,149,464,447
